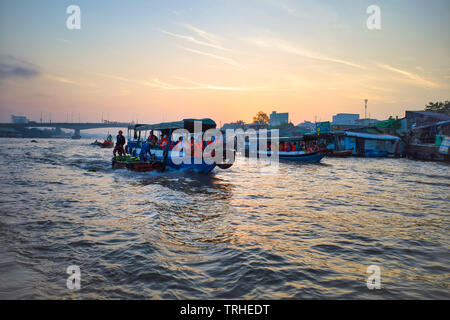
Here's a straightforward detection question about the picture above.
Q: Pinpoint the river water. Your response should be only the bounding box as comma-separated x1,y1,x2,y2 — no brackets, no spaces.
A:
0,138,448,299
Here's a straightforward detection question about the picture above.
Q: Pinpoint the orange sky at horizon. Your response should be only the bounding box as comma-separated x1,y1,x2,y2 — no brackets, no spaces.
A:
0,0,449,125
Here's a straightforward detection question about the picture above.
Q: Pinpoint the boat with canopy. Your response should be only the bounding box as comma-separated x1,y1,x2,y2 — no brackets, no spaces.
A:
249,135,325,163
114,118,235,173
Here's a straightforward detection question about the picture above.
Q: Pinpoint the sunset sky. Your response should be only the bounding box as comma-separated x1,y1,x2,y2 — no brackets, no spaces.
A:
0,0,449,125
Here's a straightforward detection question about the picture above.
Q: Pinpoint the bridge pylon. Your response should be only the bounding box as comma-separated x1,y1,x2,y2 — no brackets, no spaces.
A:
72,128,81,139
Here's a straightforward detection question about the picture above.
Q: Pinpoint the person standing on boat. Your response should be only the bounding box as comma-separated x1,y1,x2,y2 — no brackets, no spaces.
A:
148,133,158,148
139,136,152,161
113,130,126,158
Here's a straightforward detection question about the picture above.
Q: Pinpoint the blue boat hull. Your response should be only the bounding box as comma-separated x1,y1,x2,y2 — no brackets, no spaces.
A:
279,152,325,163
127,143,216,173
165,157,216,173
365,150,388,157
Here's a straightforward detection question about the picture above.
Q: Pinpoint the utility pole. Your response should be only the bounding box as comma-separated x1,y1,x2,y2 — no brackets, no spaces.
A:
364,99,368,119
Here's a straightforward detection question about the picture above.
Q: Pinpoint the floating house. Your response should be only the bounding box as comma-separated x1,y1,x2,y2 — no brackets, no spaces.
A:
334,131,403,157
406,119,450,162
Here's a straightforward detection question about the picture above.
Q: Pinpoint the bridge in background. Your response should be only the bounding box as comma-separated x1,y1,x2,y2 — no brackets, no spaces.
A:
0,122,132,138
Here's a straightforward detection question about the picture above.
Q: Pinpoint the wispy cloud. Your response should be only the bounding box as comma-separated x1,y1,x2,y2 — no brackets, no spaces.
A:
140,78,191,90
46,74,95,87
174,77,255,91
181,24,220,43
160,29,229,51
160,24,248,70
251,38,365,69
377,63,438,88
180,46,248,70
95,72,251,91
93,72,136,83
142,77,252,91
0,55,40,79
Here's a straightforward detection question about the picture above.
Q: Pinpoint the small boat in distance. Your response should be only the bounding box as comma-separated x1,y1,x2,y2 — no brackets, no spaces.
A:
91,134,114,148
250,135,325,163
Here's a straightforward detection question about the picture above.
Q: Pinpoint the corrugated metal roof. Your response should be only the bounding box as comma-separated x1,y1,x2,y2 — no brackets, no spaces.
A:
345,132,400,140
412,120,450,130
406,110,450,120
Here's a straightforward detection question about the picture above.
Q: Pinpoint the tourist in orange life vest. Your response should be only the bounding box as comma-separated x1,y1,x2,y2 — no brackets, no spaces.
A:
292,143,297,152
190,136,203,157
160,135,168,149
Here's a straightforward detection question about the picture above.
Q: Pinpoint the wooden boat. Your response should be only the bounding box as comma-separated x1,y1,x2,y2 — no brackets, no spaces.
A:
92,133,114,148
406,143,450,162
112,156,165,172
327,149,352,157
100,141,114,148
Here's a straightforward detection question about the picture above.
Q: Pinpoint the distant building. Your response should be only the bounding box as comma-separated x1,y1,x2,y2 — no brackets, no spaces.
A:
332,113,359,125
270,111,289,127
11,115,28,124
355,118,380,127
405,110,450,130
